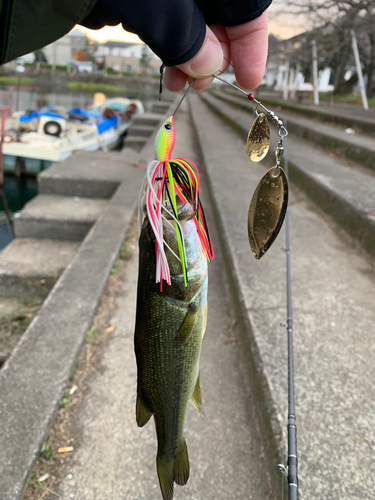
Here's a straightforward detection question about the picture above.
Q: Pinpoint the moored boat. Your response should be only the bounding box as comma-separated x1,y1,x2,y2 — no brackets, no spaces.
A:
2,98,144,174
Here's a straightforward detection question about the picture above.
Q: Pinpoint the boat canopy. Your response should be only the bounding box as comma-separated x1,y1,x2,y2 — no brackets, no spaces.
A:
70,108,118,134
19,111,62,123
97,115,118,134
17,107,118,134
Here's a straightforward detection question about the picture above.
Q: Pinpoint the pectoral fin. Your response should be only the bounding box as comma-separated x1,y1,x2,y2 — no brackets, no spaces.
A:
190,374,204,415
203,304,207,337
136,389,152,427
175,303,198,342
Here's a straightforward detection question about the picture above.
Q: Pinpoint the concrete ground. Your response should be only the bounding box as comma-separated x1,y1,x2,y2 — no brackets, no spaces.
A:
189,92,375,499
53,104,279,500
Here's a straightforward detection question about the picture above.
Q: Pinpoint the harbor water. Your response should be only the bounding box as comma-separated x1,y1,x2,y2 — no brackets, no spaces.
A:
0,176,37,249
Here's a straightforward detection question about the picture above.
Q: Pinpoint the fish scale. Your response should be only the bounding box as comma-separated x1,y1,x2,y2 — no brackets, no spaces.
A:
134,216,207,500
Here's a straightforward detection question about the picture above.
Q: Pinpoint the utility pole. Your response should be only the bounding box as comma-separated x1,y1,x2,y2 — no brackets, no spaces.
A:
351,30,369,111
283,60,290,100
52,41,57,72
312,40,319,106
291,63,301,101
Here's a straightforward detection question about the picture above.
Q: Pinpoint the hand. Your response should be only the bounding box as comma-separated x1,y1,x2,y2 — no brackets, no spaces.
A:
164,12,268,92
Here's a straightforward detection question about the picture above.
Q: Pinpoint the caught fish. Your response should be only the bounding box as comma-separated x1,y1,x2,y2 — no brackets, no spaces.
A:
135,116,213,500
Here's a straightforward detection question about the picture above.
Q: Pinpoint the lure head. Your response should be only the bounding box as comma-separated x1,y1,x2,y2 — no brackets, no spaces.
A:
155,116,175,161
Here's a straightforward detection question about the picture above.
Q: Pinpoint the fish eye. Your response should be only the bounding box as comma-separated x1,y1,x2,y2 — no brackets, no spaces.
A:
164,123,172,131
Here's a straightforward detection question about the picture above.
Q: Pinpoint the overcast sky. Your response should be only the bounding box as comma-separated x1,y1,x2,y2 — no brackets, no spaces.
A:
268,0,311,39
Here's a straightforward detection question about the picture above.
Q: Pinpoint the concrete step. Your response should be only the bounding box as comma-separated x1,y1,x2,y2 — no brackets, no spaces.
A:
126,124,155,137
123,136,147,150
14,194,108,241
38,149,140,198
132,112,163,127
189,92,375,499
151,102,171,114
0,155,146,498
200,91,375,258
212,90,375,172
0,238,79,297
221,87,375,135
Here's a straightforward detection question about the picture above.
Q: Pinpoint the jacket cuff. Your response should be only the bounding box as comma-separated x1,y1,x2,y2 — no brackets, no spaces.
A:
197,0,272,27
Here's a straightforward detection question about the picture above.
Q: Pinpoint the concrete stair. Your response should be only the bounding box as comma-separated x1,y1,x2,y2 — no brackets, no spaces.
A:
211,90,375,172
38,149,140,198
14,194,108,241
189,93,375,499
0,238,79,297
151,102,171,114
124,112,164,151
200,91,375,258
132,112,163,127
126,124,155,137
221,87,375,135
123,136,148,150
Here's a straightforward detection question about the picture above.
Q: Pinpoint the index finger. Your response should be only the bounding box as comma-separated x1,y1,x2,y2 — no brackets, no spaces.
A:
226,12,268,90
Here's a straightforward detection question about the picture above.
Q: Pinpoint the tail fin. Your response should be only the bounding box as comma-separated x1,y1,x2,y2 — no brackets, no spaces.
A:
157,456,174,500
156,440,190,500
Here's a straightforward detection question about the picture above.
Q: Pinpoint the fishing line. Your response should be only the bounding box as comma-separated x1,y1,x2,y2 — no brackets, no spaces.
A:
278,123,299,500
171,79,195,117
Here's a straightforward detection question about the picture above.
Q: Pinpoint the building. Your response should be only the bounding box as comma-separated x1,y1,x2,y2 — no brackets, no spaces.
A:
43,31,161,73
97,41,161,73
43,29,87,66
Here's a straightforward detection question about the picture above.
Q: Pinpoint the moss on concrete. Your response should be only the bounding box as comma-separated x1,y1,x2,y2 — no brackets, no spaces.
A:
0,296,44,366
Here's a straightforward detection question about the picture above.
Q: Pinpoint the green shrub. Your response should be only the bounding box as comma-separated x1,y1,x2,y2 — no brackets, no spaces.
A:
67,81,129,94
0,76,34,85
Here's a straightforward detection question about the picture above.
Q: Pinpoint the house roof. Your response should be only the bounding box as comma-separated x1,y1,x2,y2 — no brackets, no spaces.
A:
68,29,86,37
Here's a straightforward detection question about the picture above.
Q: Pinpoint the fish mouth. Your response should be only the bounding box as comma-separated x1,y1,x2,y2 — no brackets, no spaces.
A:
163,200,196,221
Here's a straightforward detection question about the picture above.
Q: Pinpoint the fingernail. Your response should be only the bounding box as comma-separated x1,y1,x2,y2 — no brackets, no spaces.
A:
185,38,223,78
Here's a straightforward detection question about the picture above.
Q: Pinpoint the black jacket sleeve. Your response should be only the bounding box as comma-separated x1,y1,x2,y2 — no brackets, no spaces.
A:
81,0,207,67
81,0,272,67
0,0,97,65
196,0,273,27
0,0,271,66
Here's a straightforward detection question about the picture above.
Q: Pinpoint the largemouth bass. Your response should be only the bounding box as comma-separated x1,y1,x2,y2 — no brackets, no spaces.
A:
134,201,208,500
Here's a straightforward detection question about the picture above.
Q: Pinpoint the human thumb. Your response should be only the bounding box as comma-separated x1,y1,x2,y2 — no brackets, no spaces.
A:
176,27,223,78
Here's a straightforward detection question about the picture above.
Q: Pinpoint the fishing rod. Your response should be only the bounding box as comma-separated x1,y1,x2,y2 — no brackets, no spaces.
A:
278,131,299,499
209,77,299,498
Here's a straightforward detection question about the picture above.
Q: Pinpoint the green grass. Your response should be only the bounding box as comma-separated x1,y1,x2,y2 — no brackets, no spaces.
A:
0,76,34,85
41,442,53,461
67,81,129,94
25,62,70,71
0,297,44,339
84,326,101,343
317,92,375,107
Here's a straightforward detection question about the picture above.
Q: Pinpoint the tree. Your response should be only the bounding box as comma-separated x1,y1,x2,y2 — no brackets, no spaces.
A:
281,0,375,94
140,45,152,73
84,39,96,63
33,49,47,63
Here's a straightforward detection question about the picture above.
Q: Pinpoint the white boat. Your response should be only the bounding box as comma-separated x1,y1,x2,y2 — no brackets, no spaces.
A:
2,98,144,173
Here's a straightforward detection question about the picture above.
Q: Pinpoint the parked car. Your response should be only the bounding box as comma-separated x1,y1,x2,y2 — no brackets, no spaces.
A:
74,61,93,73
